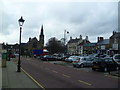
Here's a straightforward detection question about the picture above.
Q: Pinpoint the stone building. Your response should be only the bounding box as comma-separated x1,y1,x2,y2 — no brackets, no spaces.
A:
97,37,110,54
2,25,44,56
67,35,90,55
109,31,120,55
23,25,44,56
83,43,97,54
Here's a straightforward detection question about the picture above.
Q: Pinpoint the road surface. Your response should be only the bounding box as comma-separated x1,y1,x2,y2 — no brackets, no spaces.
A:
21,57,119,88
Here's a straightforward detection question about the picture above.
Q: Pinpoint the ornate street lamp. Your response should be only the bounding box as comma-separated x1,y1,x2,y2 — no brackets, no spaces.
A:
64,30,69,54
17,16,25,72
64,30,69,45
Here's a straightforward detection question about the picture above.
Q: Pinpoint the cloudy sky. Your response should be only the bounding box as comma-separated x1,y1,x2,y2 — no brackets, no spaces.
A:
0,0,119,45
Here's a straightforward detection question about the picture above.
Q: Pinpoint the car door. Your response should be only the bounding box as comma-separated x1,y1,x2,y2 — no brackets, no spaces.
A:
105,58,116,71
86,58,93,66
83,57,88,66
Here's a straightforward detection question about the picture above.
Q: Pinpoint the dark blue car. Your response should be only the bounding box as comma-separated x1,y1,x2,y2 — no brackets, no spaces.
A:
92,57,119,72
41,55,56,61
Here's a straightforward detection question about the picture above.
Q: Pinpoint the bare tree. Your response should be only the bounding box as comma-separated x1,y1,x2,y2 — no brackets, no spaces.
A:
46,37,65,54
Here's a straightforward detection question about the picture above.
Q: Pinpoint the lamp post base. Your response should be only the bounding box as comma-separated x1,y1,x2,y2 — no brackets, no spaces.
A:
17,65,21,72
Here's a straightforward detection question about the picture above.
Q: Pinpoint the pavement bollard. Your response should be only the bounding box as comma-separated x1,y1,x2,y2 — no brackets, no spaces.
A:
2,53,7,68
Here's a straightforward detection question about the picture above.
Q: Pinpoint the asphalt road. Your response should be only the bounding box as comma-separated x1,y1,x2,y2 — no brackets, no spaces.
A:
21,57,119,88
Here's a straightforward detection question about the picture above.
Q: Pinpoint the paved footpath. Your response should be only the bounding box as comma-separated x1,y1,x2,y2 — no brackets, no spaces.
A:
2,59,40,89
0,56,2,90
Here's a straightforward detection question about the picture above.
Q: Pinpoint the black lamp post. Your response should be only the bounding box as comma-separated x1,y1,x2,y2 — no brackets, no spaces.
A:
17,16,25,72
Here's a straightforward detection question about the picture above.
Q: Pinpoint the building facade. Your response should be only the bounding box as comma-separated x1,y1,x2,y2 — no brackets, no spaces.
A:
109,31,120,55
97,37,110,54
83,43,97,54
67,35,90,55
23,25,44,56
2,25,44,57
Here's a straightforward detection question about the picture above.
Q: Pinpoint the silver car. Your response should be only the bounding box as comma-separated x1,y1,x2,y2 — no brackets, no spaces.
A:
73,57,93,68
65,56,80,62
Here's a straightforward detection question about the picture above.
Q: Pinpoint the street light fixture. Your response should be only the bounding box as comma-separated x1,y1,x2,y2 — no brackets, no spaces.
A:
64,30,69,45
17,16,25,72
64,30,69,54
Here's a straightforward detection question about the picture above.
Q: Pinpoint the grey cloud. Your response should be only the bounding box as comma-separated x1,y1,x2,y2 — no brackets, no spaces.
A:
0,1,118,44
1,12,18,35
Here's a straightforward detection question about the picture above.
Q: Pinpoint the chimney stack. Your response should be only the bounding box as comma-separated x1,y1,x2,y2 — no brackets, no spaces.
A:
100,37,104,41
85,36,88,41
29,37,31,42
97,37,100,42
79,35,82,40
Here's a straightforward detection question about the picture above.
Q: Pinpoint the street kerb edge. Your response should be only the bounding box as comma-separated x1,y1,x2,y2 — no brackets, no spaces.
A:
21,68,46,90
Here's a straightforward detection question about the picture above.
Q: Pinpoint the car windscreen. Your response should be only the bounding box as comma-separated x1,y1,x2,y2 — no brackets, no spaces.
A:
114,55,120,60
86,58,93,61
93,58,105,62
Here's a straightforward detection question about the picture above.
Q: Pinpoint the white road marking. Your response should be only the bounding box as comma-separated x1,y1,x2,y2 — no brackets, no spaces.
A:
52,70,58,73
105,74,119,79
78,80,92,86
62,74,71,78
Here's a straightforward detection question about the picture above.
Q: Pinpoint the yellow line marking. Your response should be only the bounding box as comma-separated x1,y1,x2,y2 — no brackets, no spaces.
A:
78,80,92,86
105,75,119,79
21,68,46,90
62,74,71,78
52,70,58,73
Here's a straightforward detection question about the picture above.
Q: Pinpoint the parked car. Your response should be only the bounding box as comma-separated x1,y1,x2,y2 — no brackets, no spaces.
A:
10,54,15,58
53,54,65,61
92,57,119,72
14,54,19,57
37,56,44,59
88,54,98,59
87,54,110,60
41,55,56,61
73,57,93,68
113,54,120,65
65,56,80,62
62,55,70,61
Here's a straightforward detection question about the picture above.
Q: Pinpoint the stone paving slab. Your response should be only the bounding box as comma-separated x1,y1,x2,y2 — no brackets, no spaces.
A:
0,57,2,90
2,60,40,88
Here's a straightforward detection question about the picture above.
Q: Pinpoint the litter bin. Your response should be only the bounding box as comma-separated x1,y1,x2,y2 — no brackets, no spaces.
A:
2,53,7,67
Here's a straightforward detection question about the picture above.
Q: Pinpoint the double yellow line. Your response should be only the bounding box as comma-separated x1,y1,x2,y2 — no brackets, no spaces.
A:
21,68,46,90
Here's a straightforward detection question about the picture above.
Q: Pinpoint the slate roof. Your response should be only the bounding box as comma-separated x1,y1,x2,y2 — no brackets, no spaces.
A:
68,39,80,43
78,40,90,45
83,43,96,47
97,39,109,45
110,32,120,38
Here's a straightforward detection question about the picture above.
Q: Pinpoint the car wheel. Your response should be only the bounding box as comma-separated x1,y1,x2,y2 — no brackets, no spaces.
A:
73,65,76,67
80,64,84,68
104,67,108,72
92,67,95,71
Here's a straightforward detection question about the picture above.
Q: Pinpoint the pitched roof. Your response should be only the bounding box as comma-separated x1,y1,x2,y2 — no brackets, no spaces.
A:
78,40,90,45
83,43,96,47
28,37,38,43
97,39,109,45
110,32,120,38
68,38,80,43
